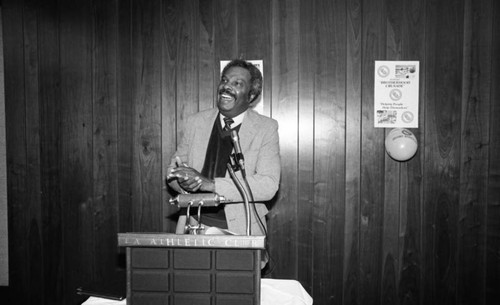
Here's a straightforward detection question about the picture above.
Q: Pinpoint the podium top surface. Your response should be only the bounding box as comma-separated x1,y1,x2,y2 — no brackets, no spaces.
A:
118,233,266,249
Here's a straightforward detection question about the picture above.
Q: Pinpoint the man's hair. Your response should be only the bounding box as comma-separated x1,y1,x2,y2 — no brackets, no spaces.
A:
221,59,262,103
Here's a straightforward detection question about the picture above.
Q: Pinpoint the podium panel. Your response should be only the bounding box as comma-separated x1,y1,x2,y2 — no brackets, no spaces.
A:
118,233,265,305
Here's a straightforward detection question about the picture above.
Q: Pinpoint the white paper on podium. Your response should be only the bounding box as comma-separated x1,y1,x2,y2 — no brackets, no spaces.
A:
261,279,313,305
81,297,125,305
81,279,313,305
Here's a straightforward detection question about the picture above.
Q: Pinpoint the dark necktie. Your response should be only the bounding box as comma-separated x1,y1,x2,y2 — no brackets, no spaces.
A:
223,117,234,131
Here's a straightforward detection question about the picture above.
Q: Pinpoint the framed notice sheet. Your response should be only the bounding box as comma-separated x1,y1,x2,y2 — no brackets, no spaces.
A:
374,61,419,128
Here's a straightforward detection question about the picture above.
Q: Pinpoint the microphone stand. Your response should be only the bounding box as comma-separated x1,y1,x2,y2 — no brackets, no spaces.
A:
227,163,251,236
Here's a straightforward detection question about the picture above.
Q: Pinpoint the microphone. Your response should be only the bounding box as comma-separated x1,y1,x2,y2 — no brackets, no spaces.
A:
169,193,228,208
231,130,245,172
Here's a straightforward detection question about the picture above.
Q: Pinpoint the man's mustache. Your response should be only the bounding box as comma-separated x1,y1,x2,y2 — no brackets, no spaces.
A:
218,88,236,98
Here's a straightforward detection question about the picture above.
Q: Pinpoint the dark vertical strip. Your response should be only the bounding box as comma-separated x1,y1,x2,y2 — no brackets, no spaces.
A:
175,0,200,140
161,0,180,232
214,0,237,62
39,0,64,303
296,0,315,292
423,0,464,304
360,0,386,304
268,0,300,280
486,0,500,302
313,0,347,303
60,0,93,303
381,0,403,303
344,0,363,302
198,0,215,111
117,0,133,235
458,0,492,304
23,0,43,301
3,0,29,303
399,0,426,304
92,0,120,284
237,0,272,116
131,0,162,231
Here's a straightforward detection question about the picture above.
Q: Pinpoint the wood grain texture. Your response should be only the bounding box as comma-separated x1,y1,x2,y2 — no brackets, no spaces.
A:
22,0,44,301
60,0,94,303
486,0,500,301
2,1,500,305
92,0,120,283
117,0,134,235
268,0,300,280
397,1,426,304
295,0,315,292
2,0,29,302
458,0,492,304
382,0,404,303
313,0,347,303
486,0,500,300
131,0,162,232
423,1,464,305
198,0,216,111
359,0,386,304
161,0,180,232
344,0,362,303
237,0,272,116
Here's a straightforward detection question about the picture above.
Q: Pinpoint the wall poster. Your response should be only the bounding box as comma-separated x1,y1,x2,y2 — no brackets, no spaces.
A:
374,61,419,128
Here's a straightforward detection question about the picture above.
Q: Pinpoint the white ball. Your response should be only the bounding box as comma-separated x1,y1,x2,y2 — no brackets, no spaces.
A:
384,128,418,161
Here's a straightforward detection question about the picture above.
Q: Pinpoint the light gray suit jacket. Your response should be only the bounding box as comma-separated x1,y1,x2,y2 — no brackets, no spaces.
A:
173,108,281,235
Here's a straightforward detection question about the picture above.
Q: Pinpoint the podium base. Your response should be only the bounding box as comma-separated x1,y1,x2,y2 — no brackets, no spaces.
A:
119,233,264,305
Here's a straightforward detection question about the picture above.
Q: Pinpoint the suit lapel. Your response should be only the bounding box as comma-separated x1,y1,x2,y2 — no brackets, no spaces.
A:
239,110,258,152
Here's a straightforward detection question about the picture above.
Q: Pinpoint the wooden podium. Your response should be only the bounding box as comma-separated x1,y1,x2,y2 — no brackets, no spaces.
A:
118,233,265,305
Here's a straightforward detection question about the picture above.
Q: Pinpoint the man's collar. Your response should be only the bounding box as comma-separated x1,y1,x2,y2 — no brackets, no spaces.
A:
219,111,246,129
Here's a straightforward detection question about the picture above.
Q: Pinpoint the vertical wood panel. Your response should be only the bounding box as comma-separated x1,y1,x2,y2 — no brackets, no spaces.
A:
268,0,300,280
295,0,315,291
3,1,500,305
381,0,404,302
23,0,43,301
131,0,162,231
237,0,272,116
117,0,134,234
423,0,464,305
344,0,362,302
38,0,64,303
360,0,386,304
486,0,500,300
60,0,93,303
3,0,29,303
175,0,199,142
313,0,347,303
458,0,492,304
92,0,120,283
198,0,215,111
398,0,426,304
161,0,180,232
214,0,237,62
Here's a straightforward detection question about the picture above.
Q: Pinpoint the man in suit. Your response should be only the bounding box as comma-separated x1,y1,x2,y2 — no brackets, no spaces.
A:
167,59,281,236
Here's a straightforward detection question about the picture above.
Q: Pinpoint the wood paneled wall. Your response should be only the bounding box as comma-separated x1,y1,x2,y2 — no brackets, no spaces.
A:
2,0,499,305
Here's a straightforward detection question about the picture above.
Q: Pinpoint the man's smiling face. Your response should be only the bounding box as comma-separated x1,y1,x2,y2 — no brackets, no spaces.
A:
217,66,254,118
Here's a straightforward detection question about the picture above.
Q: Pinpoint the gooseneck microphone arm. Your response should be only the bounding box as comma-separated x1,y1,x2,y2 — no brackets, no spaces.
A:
227,163,251,236
230,130,246,177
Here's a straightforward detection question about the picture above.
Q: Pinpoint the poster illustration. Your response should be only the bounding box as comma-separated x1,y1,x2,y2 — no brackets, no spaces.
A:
374,61,419,128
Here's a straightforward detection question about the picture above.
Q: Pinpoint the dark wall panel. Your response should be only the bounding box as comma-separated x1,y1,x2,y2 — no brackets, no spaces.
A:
2,0,500,305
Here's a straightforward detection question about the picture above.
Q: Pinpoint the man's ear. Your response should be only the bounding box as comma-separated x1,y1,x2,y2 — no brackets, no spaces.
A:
249,93,257,104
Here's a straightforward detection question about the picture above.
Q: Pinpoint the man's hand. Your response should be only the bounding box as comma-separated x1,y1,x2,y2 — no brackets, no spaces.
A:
167,157,215,193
